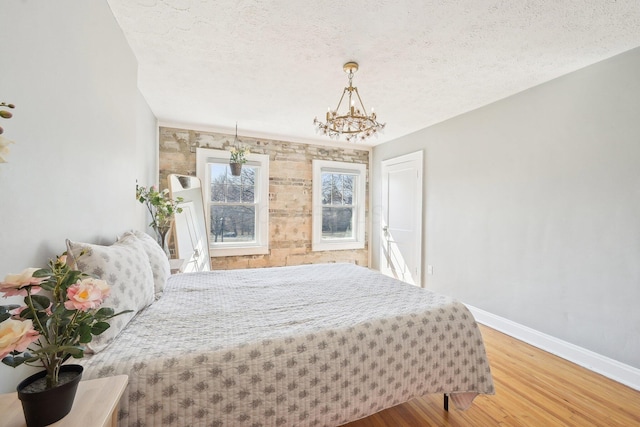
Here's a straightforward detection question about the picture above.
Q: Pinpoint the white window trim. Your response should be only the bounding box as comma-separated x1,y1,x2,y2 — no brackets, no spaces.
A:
312,160,366,251
196,147,269,257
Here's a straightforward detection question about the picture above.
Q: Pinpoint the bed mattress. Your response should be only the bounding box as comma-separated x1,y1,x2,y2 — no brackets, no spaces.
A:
79,263,494,426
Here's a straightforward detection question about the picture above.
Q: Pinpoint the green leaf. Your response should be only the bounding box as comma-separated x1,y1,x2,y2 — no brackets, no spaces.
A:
91,321,110,335
54,304,68,316
70,348,86,359
95,307,115,318
32,268,52,278
59,346,84,357
2,355,23,367
79,323,92,343
36,311,49,324
118,309,133,316
62,270,82,288
32,344,57,355
0,305,19,316
2,353,38,367
39,282,56,292
30,294,51,310
0,313,9,322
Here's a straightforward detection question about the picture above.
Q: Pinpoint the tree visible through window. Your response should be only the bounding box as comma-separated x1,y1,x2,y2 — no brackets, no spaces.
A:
197,148,269,256
208,163,257,244
321,172,355,239
312,160,366,251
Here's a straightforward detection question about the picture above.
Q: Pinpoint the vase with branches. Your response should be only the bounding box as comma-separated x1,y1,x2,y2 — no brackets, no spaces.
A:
135,184,183,254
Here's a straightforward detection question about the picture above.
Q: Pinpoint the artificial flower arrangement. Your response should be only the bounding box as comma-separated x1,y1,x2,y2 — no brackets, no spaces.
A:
229,146,249,164
0,253,126,389
136,184,183,249
0,101,15,163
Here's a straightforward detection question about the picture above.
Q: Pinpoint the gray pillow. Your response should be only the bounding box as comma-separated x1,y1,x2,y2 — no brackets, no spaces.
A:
66,234,155,352
125,230,171,299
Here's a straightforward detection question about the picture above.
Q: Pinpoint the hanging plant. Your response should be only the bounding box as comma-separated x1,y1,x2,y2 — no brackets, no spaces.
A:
228,122,249,176
229,146,249,164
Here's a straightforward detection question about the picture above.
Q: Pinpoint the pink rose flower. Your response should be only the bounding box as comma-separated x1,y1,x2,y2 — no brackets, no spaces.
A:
0,268,46,297
0,318,39,359
9,306,28,319
64,278,110,312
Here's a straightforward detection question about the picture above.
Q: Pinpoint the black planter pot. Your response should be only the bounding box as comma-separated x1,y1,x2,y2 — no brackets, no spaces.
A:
17,364,83,427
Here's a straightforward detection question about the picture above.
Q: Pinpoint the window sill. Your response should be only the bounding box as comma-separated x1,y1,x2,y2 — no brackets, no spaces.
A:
312,241,365,252
210,245,269,257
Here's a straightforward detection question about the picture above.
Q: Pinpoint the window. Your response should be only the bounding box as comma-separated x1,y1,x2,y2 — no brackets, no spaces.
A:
196,148,269,256
312,160,366,251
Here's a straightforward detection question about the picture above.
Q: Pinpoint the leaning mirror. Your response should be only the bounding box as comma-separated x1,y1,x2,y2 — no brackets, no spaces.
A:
168,174,211,272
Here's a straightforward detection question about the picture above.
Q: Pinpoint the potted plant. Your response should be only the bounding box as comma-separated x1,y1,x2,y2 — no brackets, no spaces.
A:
136,184,183,254
0,253,127,426
229,146,249,176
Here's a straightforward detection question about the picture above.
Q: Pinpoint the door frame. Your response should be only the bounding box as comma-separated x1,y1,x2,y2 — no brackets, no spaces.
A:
380,150,424,286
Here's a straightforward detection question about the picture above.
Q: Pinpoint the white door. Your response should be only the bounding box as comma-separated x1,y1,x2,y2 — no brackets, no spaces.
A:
380,151,423,286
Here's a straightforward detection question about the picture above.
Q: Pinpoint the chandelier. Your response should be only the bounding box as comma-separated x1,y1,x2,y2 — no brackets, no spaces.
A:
313,62,385,143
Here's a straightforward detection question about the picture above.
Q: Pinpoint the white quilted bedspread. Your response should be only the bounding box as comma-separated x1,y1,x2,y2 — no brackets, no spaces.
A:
79,263,494,426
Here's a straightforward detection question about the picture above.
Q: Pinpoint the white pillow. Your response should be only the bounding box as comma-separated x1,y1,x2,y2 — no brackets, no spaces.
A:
125,230,170,298
66,234,155,352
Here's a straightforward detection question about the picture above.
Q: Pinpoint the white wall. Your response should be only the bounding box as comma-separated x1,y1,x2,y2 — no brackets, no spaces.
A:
0,1,157,391
372,47,640,369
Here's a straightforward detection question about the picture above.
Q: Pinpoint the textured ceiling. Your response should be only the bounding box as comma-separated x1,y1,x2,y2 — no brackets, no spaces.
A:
106,0,640,146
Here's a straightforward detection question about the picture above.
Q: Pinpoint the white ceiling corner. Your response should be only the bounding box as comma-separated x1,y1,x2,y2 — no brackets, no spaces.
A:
106,0,640,146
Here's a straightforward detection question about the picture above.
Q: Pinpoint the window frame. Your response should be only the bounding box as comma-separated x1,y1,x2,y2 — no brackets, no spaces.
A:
312,160,366,251
196,147,269,256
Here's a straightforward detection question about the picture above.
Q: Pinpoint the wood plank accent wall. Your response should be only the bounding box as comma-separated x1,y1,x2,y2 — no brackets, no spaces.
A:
159,127,369,269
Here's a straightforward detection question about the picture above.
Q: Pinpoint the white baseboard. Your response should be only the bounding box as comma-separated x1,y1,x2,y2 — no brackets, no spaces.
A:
466,305,640,391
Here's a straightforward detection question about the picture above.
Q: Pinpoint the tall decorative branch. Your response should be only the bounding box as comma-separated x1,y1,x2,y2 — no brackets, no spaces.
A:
135,184,183,254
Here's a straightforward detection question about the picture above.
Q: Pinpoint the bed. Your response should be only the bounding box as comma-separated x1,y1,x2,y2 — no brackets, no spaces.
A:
74,261,494,426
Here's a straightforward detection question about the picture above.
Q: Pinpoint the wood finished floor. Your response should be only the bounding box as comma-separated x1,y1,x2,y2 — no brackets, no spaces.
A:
343,325,640,427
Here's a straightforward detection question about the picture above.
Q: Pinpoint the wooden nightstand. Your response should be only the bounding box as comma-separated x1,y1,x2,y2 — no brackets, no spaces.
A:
0,374,128,427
